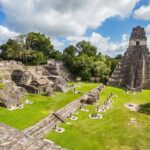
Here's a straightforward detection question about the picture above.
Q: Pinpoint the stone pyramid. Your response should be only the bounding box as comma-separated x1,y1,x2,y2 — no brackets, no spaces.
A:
107,26,150,91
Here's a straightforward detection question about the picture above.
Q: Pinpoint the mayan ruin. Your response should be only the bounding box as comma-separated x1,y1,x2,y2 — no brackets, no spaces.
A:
108,26,150,91
0,1,150,149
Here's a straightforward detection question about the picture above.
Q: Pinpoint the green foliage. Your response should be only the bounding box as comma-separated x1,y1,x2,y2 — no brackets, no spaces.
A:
63,41,112,82
1,39,22,60
73,54,94,80
26,32,54,55
49,50,62,60
92,61,111,82
62,45,77,71
0,32,61,64
115,54,122,59
32,51,48,65
0,33,120,79
76,40,97,56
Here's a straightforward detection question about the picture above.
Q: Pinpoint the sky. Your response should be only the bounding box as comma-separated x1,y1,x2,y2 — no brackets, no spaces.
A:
0,0,150,57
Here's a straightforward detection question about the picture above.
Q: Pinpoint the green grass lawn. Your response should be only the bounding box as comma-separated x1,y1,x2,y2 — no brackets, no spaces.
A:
46,86,150,150
0,82,99,130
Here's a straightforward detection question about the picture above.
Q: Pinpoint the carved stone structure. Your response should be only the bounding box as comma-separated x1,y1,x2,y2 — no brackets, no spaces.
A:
108,26,150,91
0,123,65,150
0,81,26,109
0,60,71,108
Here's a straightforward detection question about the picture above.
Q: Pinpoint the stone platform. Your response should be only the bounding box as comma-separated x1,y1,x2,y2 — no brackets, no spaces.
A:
0,123,65,150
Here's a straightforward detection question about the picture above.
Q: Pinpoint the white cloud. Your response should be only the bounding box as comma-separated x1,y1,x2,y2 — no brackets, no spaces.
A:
66,25,150,57
145,24,150,48
145,24,150,33
51,38,65,51
133,4,150,20
0,25,18,44
0,0,139,37
67,32,129,57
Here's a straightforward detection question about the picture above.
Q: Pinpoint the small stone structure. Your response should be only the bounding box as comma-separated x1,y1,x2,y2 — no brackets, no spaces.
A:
81,85,104,104
108,26,150,91
86,92,99,104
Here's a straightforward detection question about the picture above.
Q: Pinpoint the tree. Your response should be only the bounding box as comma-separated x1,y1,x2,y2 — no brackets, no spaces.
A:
0,39,22,60
26,32,54,55
63,45,77,57
19,49,34,63
115,54,122,59
92,61,111,82
32,51,48,65
0,32,55,64
5,48,14,59
62,41,113,82
63,45,77,71
76,40,97,56
73,54,93,80
49,50,62,60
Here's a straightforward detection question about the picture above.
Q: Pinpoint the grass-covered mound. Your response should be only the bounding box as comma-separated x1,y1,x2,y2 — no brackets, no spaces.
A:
46,86,150,150
0,82,99,130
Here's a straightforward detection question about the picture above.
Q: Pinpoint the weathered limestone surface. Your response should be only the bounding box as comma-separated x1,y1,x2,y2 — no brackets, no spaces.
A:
108,26,150,91
0,60,71,108
0,81,26,109
0,60,70,94
0,123,65,150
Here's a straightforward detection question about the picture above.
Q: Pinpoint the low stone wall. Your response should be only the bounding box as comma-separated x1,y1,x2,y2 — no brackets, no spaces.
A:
24,85,104,139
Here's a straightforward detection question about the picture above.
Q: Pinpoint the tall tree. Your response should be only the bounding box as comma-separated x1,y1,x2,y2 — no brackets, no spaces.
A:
0,39,22,60
63,45,77,70
26,32,54,55
76,40,97,56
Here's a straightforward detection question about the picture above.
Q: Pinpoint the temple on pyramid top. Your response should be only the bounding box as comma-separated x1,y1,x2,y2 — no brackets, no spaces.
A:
129,26,147,47
107,26,150,92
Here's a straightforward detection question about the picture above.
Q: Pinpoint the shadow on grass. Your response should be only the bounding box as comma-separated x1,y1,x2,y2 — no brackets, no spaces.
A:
138,103,150,115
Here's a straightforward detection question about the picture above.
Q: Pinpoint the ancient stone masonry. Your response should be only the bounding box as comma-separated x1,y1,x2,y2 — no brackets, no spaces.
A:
0,60,72,108
10,60,70,94
0,60,70,95
0,80,26,109
0,123,65,150
108,26,150,91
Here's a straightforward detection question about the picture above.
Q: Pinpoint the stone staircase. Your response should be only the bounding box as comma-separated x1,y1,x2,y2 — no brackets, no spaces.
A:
24,114,61,139
23,97,81,139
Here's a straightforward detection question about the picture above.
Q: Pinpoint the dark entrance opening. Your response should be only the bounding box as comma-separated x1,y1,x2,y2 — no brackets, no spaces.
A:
136,41,140,46
0,102,7,108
